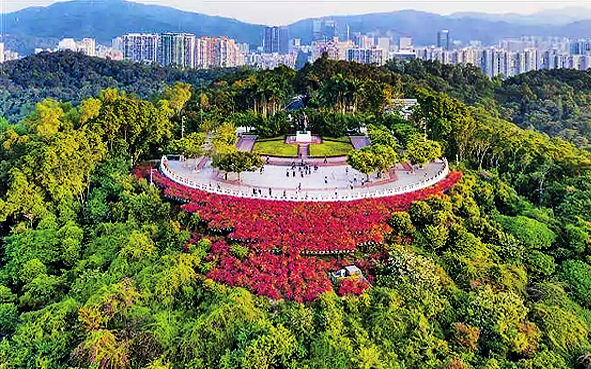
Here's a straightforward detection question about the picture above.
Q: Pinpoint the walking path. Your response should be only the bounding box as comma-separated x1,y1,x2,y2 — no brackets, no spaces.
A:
161,156,449,202
236,135,257,152
350,135,371,150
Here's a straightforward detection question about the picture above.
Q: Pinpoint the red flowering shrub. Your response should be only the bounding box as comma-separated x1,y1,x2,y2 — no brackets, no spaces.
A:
134,165,462,301
338,277,371,296
206,240,336,302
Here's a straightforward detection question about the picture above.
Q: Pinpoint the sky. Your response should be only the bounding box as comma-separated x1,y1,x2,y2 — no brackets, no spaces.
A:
3,0,591,25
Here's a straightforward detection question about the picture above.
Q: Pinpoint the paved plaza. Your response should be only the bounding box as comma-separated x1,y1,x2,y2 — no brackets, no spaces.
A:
162,156,449,202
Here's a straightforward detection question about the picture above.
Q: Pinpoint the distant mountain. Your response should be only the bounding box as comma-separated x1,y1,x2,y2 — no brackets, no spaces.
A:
4,0,265,54
5,0,591,55
449,7,591,26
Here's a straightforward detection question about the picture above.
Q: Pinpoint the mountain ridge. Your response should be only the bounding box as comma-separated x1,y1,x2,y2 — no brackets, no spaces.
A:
5,0,591,55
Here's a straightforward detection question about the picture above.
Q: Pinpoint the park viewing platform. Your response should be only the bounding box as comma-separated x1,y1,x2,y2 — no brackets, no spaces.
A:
159,155,449,202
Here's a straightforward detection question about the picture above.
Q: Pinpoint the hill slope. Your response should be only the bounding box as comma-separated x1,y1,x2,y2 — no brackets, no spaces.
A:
4,0,264,53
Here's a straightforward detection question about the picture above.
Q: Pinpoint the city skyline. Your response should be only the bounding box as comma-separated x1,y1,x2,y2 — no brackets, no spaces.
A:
3,0,591,25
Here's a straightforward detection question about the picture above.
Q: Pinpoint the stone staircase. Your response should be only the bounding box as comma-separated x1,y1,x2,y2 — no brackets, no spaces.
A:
297,144,310,160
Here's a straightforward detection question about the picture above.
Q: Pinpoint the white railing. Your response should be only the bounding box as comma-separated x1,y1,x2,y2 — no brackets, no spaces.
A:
160,156,450,202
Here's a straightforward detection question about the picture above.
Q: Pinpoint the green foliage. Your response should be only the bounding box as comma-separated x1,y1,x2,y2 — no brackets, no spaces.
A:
405,134,443,167
211,151,264,179
558,260,591,308
497,215,557,250
2,54,591,369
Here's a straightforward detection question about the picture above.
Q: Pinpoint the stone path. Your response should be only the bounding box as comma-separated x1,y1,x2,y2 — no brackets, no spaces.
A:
350,135,371,150
297,144,309,160
236,135,257,152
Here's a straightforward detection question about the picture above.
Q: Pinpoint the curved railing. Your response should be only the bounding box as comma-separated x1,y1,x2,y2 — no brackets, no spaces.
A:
160,156,450,202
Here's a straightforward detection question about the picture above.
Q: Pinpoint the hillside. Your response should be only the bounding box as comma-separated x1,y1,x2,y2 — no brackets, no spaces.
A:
6,1,591,54
1,55,591,368
3,0,264,54
0,51,253,122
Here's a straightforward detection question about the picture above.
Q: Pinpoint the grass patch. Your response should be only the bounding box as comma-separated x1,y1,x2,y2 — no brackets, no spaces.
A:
310,138,354,157
253,140,298,157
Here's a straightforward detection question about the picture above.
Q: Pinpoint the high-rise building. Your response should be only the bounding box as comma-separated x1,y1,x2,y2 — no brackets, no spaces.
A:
399,36,413,51
437,30,450,50
354,34,373,49
347,47,384,65
120,34,159,64
376,37,390,52
263,26,289,54
195,36,243,69
158,33,195,68
58,38,78,52
77,38,96,56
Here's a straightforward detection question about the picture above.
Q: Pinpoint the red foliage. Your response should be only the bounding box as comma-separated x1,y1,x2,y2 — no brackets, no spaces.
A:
338,277,371,296
134,166,462,301
142,168,462,256
206,240,335,303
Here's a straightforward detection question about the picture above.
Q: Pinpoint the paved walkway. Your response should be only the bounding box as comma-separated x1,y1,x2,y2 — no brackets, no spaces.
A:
350,135,371,150
236,135,257,152
162,157,448,202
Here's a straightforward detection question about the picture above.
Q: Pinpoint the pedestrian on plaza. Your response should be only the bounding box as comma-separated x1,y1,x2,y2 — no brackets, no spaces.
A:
346,167,349,175
298,182,302,191
286,170,289,177
301,171,304,178
354,176,357,183
324,176,328,184
269,188,272,196
292,170,295,177
283,190,286,197
335,187,338,197
324,156,327,164
350,184,353,190
259,189,262,195
253,188,257,195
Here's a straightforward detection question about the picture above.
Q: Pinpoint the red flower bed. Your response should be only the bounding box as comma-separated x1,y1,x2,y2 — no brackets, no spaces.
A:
140,167,461,256
134,164,462,301
338,277,371,296
206,240,336,302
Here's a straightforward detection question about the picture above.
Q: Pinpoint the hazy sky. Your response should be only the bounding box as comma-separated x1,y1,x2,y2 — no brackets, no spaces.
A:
3,0,591,25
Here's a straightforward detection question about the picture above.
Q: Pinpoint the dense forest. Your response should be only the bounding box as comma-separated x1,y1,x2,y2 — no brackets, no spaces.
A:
2,52,591,368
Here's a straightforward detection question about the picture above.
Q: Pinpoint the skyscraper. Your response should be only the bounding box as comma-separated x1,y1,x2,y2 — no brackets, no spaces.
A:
437,30,450,51
120,34,159,64
263,26,289,54
399,36,413,51
158,33,195,68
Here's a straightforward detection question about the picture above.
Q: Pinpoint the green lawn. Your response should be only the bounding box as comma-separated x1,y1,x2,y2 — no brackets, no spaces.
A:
309,139,354,157
253,140,298,157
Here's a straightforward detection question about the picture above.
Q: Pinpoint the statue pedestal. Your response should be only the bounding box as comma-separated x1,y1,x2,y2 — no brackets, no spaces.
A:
296,131,312,143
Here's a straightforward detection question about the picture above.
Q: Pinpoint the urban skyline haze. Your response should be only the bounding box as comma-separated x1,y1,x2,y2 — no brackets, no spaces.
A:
3,0,591,25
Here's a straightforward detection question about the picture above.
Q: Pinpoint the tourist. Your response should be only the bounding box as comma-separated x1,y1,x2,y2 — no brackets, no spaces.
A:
283,190,286,197
335,187,338,197
350,184,353,190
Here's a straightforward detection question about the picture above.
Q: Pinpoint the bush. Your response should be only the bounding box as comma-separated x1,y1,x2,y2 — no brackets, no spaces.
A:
497,215,556,250
558,260,591,308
